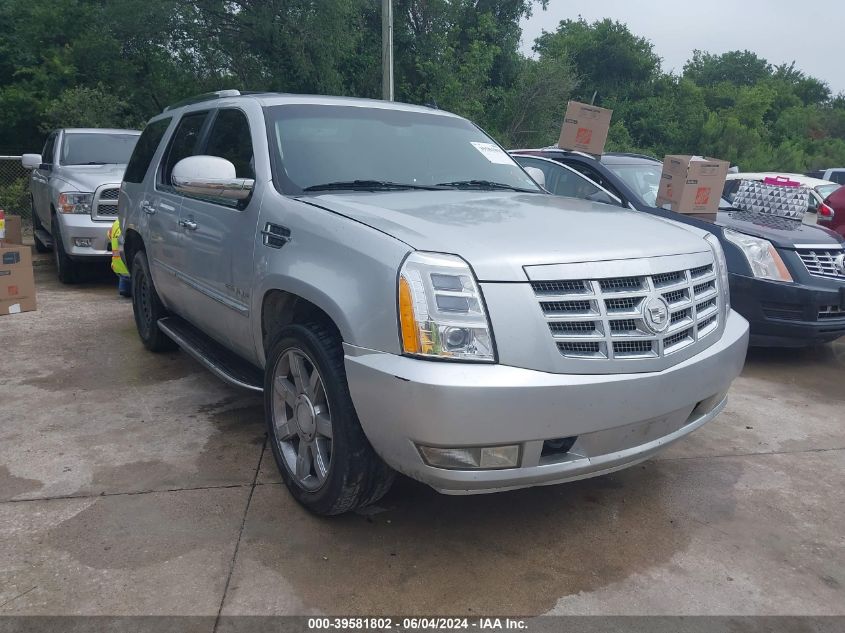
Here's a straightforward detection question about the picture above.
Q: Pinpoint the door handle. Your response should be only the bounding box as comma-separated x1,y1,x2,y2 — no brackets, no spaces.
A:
141,201,156,215
178,218,198,231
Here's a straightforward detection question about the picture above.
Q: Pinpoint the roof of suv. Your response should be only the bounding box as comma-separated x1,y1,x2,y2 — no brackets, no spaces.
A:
162,89,456,119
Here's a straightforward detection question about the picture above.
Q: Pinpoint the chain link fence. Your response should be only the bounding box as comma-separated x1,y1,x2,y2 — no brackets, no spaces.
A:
0,156,31,221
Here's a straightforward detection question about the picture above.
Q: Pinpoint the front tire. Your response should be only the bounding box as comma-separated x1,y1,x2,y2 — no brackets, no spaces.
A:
52,217,78,284
264,322,394,515
131,250,176,352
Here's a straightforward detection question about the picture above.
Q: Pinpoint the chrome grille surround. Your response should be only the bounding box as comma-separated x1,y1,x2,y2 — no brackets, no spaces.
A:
91,184,120,221
528,252,722,368
795,246,845,280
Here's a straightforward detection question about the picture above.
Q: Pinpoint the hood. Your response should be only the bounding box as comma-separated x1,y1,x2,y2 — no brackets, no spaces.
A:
56,164,127,192
299,191,709,281
712,209,843,248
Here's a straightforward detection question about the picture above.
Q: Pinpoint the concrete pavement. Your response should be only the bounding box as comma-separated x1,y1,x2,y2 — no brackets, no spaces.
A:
0,253,843,617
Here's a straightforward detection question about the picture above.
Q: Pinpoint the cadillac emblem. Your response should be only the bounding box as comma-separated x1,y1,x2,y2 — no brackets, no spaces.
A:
643,295,671,334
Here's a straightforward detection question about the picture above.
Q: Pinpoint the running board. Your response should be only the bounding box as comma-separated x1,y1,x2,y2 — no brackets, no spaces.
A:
157,316,264,393
35,229,54,248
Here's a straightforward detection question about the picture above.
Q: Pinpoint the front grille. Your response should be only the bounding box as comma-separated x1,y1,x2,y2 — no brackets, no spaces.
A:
819,305,845,320
796,248,845,280
92,185,120,221
535,260,721,360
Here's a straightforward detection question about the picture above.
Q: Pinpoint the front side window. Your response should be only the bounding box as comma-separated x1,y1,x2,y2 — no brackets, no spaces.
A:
124,118,171,184
41,133,57,165
265,104,539,194
160,111,209,187
60,133,139,166
515,156,608,201
602,163,662,206
205,109,255,179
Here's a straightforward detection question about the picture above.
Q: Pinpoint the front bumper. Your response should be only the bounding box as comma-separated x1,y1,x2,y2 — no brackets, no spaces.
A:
730,273,845,346
56,213,111,260
345,310,749,494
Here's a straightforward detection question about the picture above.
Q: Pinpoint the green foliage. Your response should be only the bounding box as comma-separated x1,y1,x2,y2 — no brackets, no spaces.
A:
41,85,139,131
0,177,29,216
0,1,842,175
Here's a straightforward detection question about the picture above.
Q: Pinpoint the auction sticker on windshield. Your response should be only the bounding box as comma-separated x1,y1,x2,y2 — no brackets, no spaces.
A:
470,142,513,165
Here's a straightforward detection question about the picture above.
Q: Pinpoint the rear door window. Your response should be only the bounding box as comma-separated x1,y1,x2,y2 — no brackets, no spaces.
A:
124,118,171,183
159,111,210,188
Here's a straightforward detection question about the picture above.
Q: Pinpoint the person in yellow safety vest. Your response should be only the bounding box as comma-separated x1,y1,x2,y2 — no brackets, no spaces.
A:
108,218,131,297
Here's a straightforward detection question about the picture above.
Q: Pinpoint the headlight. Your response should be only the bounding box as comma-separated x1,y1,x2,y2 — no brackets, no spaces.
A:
57,192,93,214
398,252,495,362
704,233,731,320
723,229,793,283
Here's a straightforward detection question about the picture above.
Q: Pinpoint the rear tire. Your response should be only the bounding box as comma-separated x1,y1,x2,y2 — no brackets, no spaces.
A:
264,322,394,515
131,250,177,352
31,198,51,253
52,217,78,284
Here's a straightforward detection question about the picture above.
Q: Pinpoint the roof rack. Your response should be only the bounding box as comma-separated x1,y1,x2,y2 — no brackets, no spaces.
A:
163,89,243,112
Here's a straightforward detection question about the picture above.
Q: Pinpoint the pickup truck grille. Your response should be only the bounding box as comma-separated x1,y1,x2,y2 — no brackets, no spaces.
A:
91,185,120,221
796,247,845,280
532,262,720,360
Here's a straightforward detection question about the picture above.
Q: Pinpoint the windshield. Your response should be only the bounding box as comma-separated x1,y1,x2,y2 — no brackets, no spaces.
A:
266,104,540,193
61,133,139,166
604,162,662,206
816,184,840,200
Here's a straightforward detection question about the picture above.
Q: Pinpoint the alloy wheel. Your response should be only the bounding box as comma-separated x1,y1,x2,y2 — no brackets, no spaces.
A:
271,348,333,491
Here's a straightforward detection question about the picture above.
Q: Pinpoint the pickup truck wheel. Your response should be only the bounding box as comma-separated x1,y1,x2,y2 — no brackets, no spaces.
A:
31,199,51,253
52,219,78,284
265,323,394,515
131,250,176,352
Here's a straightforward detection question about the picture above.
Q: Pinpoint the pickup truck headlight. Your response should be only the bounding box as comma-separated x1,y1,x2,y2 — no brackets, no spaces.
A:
398,252,495,362
704,233,731,319
57,192,93,214
722,229,793,283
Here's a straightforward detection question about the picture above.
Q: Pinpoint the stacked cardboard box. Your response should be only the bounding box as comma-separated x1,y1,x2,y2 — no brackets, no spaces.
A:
656,156,730,215
558,101,613,156
0,212,37,316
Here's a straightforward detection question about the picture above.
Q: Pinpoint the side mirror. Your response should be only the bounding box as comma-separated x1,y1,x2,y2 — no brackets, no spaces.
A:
21,154,42,170
172,155,254,201
523,166,545,189
586,190,622,206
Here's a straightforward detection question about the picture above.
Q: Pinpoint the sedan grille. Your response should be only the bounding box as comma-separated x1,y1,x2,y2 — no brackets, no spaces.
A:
796,248,845,280
534,262,721,360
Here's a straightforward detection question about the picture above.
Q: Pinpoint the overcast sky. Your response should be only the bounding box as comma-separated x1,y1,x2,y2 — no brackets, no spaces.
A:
520,0,845,95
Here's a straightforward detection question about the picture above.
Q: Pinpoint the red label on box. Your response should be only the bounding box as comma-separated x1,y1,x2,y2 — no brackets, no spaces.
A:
575,127,593,145
7,285,18,296
695,187,711,205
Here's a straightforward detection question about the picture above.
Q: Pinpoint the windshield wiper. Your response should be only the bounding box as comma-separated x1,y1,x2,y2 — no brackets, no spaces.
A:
435,179,536,193
302,180,441,192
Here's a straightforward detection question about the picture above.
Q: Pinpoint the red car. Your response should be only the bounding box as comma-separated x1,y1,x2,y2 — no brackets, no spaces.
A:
822,186,845,238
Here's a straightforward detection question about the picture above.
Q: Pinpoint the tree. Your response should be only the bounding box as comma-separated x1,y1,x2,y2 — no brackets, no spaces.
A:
683,50,771,87
41,86,137,131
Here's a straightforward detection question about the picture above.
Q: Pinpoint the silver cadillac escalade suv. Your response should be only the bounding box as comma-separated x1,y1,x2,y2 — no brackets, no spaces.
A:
22,128,140,282
120,91,749,515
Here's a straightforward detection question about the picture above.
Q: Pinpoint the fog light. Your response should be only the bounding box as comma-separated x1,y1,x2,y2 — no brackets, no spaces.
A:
417,444,520,470
73,238,93,248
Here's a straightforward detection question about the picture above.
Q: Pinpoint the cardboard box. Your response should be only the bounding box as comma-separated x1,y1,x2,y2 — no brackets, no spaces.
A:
656,155,730,215
558,101,613,155
0,245,37,316
1,214,23,245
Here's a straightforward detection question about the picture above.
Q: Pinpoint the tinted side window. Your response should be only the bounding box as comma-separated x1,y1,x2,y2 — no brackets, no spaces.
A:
159,111,209,186
833,172,845,185
205,109,255,178
42,133,57,164
124,118,171,183
566,162,625,200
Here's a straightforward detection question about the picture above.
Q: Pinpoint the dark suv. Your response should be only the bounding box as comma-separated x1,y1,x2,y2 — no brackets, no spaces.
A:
512,149,845,347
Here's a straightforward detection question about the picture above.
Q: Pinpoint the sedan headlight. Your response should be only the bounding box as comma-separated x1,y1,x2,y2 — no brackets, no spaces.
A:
398,252,495,362
704,233,731,320
723,229,793,283
57,192,93,214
